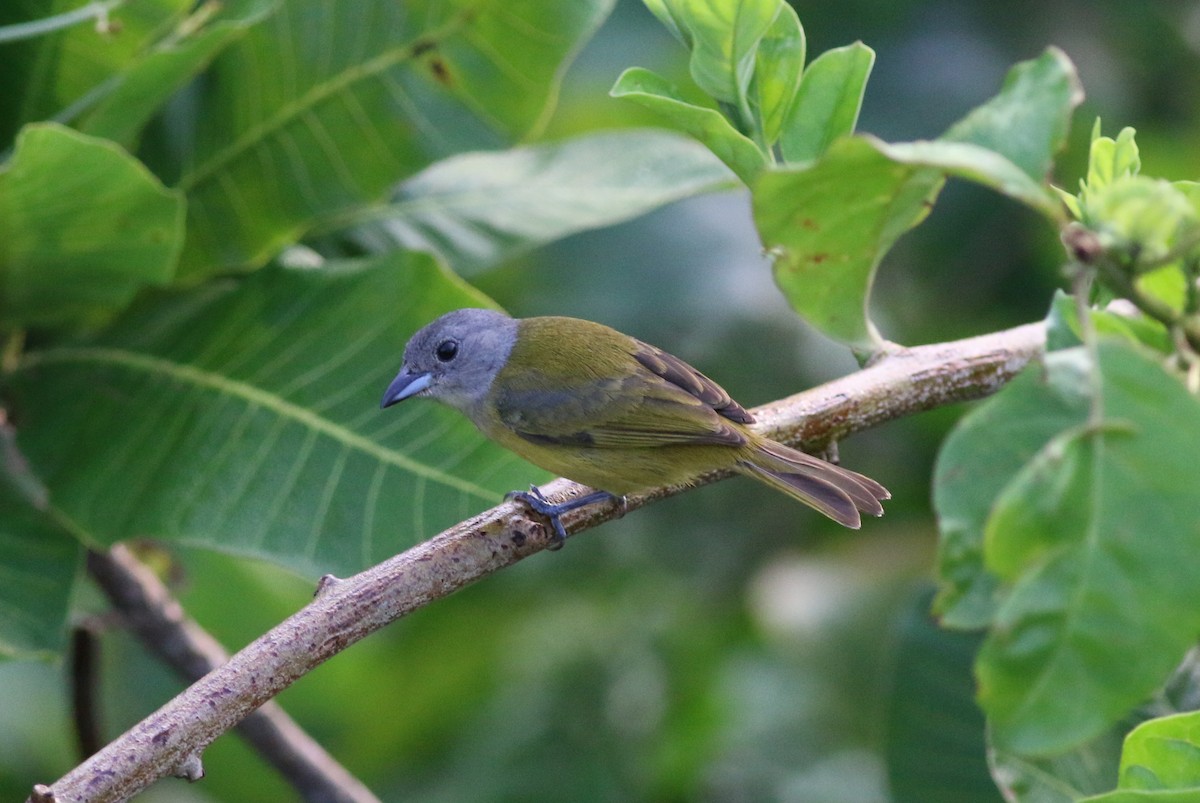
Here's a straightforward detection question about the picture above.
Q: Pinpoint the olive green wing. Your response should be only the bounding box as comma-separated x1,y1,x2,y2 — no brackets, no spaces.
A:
493,319,751,449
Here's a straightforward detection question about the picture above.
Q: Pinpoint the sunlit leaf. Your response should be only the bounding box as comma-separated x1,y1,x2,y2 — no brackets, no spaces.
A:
345,129,736,274
942,46,1082,182
755,49,1078,347
877,139,1064,219
611,67,765,184
1045,290,1172,355
749,3,804,144
779,41,873,164
654,0,780,106
1108,711,1200,793
1085,127,1141,194
753,135,943,348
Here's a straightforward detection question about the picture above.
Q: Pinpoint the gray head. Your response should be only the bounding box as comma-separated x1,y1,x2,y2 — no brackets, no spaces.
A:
380,308,519,415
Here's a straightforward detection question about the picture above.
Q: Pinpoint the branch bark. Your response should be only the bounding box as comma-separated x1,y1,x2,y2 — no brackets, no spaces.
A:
31,321,1046,803
85,545,380,803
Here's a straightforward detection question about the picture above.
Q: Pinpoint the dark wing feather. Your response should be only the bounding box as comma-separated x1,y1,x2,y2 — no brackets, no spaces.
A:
632,341,755,424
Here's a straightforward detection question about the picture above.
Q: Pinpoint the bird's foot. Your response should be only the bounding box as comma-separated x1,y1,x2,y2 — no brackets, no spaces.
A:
505,486,621,550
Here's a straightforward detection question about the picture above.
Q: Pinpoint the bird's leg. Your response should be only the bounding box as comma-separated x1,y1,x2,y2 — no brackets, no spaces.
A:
816,440,841,465
505,485,621,550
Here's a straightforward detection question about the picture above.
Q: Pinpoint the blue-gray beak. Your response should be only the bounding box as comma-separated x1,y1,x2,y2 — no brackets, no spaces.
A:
380,368,433,409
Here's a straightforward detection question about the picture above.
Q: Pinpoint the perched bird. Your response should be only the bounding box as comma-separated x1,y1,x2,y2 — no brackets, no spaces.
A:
381,308,888,542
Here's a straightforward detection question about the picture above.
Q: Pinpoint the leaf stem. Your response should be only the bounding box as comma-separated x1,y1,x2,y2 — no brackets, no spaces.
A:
0,1,125,44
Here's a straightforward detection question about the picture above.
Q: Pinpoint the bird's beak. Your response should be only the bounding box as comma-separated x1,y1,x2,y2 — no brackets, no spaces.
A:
380,368,433,409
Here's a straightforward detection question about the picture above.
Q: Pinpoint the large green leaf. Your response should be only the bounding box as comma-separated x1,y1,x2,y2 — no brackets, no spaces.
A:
933,347,1086,629
978,341,1200,755
753,135,944,348
78,0,278,148
0,482,81,660
344,129,736,274
0,0,192,144
4,254,544,578
942,47,1081,181
754,48,1078,348
0,123,184,328
173,0,613,277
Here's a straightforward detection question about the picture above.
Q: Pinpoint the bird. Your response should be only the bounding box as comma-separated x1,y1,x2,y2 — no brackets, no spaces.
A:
381,308,888,543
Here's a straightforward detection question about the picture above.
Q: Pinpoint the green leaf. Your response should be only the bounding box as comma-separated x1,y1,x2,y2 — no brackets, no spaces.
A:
755,47,1081,347
748,3,804,144
1080,792,1200,803
932,348,1087,630
4,253,544,578
0,0,193,142
755,133,1067,347
78,0,278,147
884,588,1003,803
656,0,780,107
878,139,1066,220
0,123,184,328
345,129,736,274
1115,712,1200,791
1086,127,1141,194
641,0,687,45
753,136,944,348
978,341,1200,755
611,67,766,184
990,727,1125,803
173,0,613,277
779,41,874,164
942,47,1082,182
1082,176,1199,268
1045,290,1173,355
0,483,81,660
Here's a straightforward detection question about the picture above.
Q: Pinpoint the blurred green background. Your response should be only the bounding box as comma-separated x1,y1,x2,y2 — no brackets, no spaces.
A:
3,0,1199,800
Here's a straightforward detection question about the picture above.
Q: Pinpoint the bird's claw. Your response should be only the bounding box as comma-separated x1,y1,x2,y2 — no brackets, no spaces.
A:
504,486,622,550
507,486,569,549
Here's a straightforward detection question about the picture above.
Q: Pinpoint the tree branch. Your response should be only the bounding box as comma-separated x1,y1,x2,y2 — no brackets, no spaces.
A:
31,321,1046,803
85,545,380,803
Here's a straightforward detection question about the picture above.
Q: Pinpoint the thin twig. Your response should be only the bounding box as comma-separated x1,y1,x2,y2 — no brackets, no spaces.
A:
85,545,380,803
31,320,1046,803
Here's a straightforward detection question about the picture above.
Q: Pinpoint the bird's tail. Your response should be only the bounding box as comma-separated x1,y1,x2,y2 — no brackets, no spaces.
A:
736,439,890,528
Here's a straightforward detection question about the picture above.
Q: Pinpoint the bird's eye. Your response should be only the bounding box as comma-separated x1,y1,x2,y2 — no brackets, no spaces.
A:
435,339,459,362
